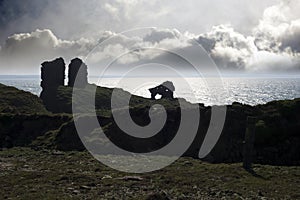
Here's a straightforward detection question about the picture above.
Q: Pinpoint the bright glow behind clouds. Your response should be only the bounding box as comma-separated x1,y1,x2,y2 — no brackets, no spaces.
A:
0,0,299,74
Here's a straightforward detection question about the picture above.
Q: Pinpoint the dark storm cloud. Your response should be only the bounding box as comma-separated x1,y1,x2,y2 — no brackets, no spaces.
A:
0,0,51,41
0,0,299,74
0,0,279,44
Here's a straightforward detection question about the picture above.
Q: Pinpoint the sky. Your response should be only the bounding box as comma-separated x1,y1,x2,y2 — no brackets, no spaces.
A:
0,0,299,75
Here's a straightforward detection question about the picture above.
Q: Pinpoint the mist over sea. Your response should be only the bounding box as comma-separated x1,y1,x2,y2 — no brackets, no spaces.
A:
1,75,300,106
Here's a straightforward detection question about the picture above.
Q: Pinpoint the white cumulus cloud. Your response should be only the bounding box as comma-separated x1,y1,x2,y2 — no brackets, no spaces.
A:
0,0,300,74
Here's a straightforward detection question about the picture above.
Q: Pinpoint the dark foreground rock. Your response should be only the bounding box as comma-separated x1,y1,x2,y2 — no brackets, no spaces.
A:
0,114,71,148
0,83,299,165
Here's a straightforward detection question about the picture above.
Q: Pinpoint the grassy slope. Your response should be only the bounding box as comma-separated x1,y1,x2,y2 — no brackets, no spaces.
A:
0,148,299,200
0,83,48,114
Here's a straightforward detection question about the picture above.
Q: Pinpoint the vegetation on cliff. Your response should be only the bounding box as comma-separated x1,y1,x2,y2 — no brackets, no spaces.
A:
0,83,48,114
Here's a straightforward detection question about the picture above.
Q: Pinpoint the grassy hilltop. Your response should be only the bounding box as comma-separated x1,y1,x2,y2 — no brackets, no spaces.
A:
0,83,48,114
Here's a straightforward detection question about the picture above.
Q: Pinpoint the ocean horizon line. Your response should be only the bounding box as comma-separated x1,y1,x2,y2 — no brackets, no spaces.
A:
1,73,300,79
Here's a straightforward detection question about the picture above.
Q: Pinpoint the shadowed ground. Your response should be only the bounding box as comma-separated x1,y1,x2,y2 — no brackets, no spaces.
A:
0,148,299,199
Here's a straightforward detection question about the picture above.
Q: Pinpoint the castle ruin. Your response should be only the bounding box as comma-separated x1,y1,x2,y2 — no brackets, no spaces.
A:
40,57,88,112
40,57,65,90
68,58,88,88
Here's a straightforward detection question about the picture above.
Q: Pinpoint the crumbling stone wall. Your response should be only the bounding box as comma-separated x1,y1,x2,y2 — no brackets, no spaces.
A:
68,58,88,88
40,57,65,89
40,58,66,112
40,57,89,113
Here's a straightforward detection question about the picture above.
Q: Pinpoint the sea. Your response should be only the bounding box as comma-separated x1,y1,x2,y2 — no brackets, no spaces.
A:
1,75,300,106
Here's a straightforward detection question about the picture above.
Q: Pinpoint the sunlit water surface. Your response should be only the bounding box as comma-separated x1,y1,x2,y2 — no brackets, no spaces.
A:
1,75,300,106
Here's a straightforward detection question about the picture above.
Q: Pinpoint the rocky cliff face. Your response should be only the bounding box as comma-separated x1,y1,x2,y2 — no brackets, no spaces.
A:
1,81,299,165
0,114,71,148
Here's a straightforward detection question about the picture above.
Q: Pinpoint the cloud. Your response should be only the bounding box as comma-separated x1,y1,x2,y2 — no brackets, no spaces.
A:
0,29,95,74
248,51,300,71
194,0,300,72
0,0,300,74
281,19,300,53
254,0,300,53
197,25,257,70
88,28,192,66
143,29,181,43
0,27,200,74
0,0,278,43
103,3,119,20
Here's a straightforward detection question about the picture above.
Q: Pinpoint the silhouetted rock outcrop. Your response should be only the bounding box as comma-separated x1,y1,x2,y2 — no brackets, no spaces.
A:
68,58,88,88
0,114,71,148
1,79,300,165
149,81,175,100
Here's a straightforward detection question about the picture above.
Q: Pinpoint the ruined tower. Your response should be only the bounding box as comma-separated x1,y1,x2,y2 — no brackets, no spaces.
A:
40,57,66,112
68,58,88,88
40,57,89,113
40,57,65,89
